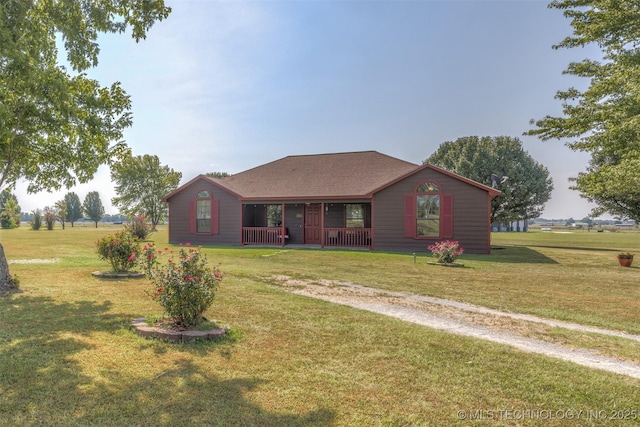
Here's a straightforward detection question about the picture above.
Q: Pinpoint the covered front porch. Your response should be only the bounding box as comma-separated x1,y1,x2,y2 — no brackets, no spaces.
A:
241,202,372,248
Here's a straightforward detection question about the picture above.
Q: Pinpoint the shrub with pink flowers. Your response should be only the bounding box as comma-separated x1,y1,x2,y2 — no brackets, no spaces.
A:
96,230,141,273
428,240,464,264
142,243,223,328
124,215,154,240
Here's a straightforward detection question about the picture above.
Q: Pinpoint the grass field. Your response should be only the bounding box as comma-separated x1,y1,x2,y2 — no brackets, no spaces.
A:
0,225,639,426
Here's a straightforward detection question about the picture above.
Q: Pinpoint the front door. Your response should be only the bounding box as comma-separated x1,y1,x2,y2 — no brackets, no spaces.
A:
304,203,322,244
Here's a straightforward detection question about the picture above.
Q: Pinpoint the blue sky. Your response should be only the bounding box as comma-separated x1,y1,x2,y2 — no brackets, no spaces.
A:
16,0,603,218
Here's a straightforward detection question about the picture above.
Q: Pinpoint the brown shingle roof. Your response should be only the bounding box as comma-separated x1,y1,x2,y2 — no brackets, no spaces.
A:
216,151,419,199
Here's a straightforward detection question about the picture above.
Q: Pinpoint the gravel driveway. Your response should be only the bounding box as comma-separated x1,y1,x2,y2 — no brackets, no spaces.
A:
267,275,640,380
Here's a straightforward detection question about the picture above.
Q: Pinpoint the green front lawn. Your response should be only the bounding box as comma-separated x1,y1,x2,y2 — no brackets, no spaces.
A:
0,226,638,425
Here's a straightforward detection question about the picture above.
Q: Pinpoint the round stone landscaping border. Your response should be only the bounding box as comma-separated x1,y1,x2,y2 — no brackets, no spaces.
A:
130,317,226,343
92,271,146,279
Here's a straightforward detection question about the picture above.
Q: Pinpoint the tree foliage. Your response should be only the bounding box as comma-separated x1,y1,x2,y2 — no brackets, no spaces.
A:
0,0,170,293
527,0,640,221
54,199,67,229
111,154,182,229
30,209,42,230
0,195,20,229
0,0,170,193
0,190,20,228
425,136,553,224
64,192,83,226
83,191,104,228
43,206,56,230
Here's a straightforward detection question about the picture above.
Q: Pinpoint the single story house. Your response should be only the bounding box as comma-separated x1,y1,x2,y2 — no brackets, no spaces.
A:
162,151,500,253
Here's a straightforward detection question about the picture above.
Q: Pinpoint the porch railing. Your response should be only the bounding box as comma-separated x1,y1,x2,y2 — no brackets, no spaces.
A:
324,228,371,248
242,227,287,246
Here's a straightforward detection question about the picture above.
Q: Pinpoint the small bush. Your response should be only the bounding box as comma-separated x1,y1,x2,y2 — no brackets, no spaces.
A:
0,211,16,229
43,207,56,230
428,240,464,264
0,197,20,229
143,243,223,328
31,209,42,230
125,215,153,240
96,230,141,273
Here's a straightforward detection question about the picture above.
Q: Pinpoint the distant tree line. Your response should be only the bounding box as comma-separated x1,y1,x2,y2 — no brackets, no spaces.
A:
1,190,128,230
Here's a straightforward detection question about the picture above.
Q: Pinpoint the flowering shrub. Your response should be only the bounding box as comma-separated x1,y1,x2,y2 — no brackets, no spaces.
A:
96,230,141,273
143,243,223,328
125,215,154,240
428,240,464,264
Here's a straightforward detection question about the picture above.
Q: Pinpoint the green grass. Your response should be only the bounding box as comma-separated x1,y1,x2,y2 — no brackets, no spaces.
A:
0,225,639,426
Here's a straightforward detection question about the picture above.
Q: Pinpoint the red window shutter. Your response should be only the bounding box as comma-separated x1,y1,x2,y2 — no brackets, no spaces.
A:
404,195,415,238
211,199,220,235
442,194,453,238
189,200,196,234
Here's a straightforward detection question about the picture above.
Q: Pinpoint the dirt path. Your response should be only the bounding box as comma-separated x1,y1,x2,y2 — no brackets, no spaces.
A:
266,275,640,380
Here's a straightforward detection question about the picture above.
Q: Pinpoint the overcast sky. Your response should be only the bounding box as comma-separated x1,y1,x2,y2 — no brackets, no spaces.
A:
15,0,604,219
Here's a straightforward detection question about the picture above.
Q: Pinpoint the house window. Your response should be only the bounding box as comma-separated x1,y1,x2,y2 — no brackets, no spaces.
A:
266,205,282,227
196,190,211,233
345,204,364,228
416,182,440,237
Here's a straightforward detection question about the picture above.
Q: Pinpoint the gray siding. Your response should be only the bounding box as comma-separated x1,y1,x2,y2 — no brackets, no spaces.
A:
373,169,492,254
166,179,241,246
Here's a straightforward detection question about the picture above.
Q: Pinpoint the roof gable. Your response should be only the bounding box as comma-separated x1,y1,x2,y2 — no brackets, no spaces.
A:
162,174,242,202
216,151,419,199
371,163,501,198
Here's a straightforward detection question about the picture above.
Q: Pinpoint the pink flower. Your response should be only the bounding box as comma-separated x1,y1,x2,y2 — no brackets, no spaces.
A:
128,253,136,261
185,277,191,282
186,242,191,247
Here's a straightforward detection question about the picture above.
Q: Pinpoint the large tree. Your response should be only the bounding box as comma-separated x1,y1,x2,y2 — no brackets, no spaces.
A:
426,136,553,225
0,1,170,293
83,191,104,228
64,192,83,226
111,154,182,229
527,0,640,221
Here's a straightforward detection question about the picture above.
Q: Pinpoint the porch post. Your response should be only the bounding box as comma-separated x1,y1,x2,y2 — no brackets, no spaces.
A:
370,199,374,249
240,202,245,245
281,203,286,247
320,202,325,247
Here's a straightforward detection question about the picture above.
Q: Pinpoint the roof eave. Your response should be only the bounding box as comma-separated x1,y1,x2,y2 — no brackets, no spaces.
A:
239,194,373,202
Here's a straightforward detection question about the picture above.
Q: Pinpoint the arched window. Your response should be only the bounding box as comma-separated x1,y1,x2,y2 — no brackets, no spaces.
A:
416,181,440,237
